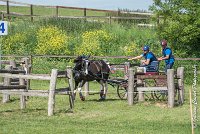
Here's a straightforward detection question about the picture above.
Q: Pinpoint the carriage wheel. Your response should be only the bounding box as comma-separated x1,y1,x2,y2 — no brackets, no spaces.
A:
153,90,168,100
143,79,157,100
117,84,137,100
117,85,127,100
153,88,178,101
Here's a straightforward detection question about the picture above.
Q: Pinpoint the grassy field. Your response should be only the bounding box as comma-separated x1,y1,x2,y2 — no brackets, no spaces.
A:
0,81,199,134
0,3,199,134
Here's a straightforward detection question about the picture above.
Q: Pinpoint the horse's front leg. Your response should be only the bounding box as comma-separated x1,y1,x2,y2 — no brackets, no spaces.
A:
72,81,79,100
78,80,86,101
99,80,108,100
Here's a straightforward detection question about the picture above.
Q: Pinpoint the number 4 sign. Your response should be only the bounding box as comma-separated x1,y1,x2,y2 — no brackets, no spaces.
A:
0,21,8,35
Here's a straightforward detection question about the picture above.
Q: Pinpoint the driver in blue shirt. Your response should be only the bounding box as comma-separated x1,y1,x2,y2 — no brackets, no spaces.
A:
128,45,157,66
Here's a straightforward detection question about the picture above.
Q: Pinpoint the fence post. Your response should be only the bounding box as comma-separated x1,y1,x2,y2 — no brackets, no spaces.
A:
19,72,26,109
2,65,12,103
21,57,31,91
177,67,184,104
84,82,89,96
109,16,111,25
127,68,134,105
67,67,74,108
9,60,16,68
6,0,10,20
1,13,4,20
56,6,59,18
30,4,33,22
167,69,175,108
48,69,58,116
124,62,130,79
84,8,87,17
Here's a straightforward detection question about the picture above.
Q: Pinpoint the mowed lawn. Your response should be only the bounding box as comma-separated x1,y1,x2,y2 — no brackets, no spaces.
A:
0,82,199,134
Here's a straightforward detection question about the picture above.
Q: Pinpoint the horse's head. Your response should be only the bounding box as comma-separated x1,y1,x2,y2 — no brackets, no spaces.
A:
74,55,90,63
73,55,90,71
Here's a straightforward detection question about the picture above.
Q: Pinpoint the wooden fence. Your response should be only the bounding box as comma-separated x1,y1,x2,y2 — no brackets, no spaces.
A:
0,0,153,25
0,65,74,116
127,67,184,108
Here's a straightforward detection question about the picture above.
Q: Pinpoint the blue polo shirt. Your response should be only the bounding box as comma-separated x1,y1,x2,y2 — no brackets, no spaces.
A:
162,47,175,64
141,52,157,64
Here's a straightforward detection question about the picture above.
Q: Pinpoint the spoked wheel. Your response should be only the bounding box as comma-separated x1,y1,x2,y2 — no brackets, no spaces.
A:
117,83,137,100
117,85,127,100
143,79,157,100
153,87,178,101
153,90,168,100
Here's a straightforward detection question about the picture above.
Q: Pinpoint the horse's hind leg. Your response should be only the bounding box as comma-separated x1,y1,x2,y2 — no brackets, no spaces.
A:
99,81,108,100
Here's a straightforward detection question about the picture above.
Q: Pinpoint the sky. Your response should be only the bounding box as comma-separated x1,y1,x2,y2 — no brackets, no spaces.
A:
0,0,154,11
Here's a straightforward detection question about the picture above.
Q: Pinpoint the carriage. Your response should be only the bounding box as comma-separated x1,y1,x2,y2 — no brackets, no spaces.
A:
108,61,184,104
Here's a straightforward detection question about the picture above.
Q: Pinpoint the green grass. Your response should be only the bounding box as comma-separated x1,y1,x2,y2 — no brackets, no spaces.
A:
0,83,199,134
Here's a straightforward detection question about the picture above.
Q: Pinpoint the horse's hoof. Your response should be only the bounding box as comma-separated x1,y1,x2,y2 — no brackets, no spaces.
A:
80,96,85,101
99,97,105,101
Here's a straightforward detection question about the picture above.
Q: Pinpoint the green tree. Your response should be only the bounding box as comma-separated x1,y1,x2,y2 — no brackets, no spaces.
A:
150,0,200,57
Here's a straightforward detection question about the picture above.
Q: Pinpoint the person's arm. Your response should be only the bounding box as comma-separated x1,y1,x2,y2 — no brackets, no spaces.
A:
158,49,171,61
158,56,169,61
142,59,150,65
128,55,143,60
142,53,152,65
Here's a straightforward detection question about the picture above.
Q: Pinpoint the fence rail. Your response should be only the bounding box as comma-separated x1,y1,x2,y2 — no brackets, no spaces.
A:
1,55,200,60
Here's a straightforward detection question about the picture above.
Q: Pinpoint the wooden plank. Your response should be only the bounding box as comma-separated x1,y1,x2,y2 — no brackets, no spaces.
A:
137,87,168,91
0,85,26,89
55,90,70,95
0,90,49,97
0,73,51,80
137,75,167,79
57,75,66,78
57,71,66,75
0,69,26,74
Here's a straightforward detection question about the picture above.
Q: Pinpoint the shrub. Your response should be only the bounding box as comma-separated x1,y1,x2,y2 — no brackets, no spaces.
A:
35,26,70,55
3,32,28,54
75,30,112,56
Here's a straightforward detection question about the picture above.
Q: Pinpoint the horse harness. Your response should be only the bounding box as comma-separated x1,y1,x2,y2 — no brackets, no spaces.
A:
82,59,109,79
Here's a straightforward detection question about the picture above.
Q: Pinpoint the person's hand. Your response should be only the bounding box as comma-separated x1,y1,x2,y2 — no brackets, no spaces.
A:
128,58,134,60
128,58,133,61
157,57,162,61
141,60,146,65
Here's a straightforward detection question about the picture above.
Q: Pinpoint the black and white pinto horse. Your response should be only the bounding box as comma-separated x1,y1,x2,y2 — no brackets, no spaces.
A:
73,55,110,101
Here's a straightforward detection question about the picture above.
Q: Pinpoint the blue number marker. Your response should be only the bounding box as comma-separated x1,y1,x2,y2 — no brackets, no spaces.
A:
0,22,5,33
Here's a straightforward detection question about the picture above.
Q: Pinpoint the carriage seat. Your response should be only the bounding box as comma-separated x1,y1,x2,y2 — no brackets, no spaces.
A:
145,61,159,72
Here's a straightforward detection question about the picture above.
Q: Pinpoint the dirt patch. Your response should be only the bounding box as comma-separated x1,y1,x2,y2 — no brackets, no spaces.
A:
155,102,168,108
